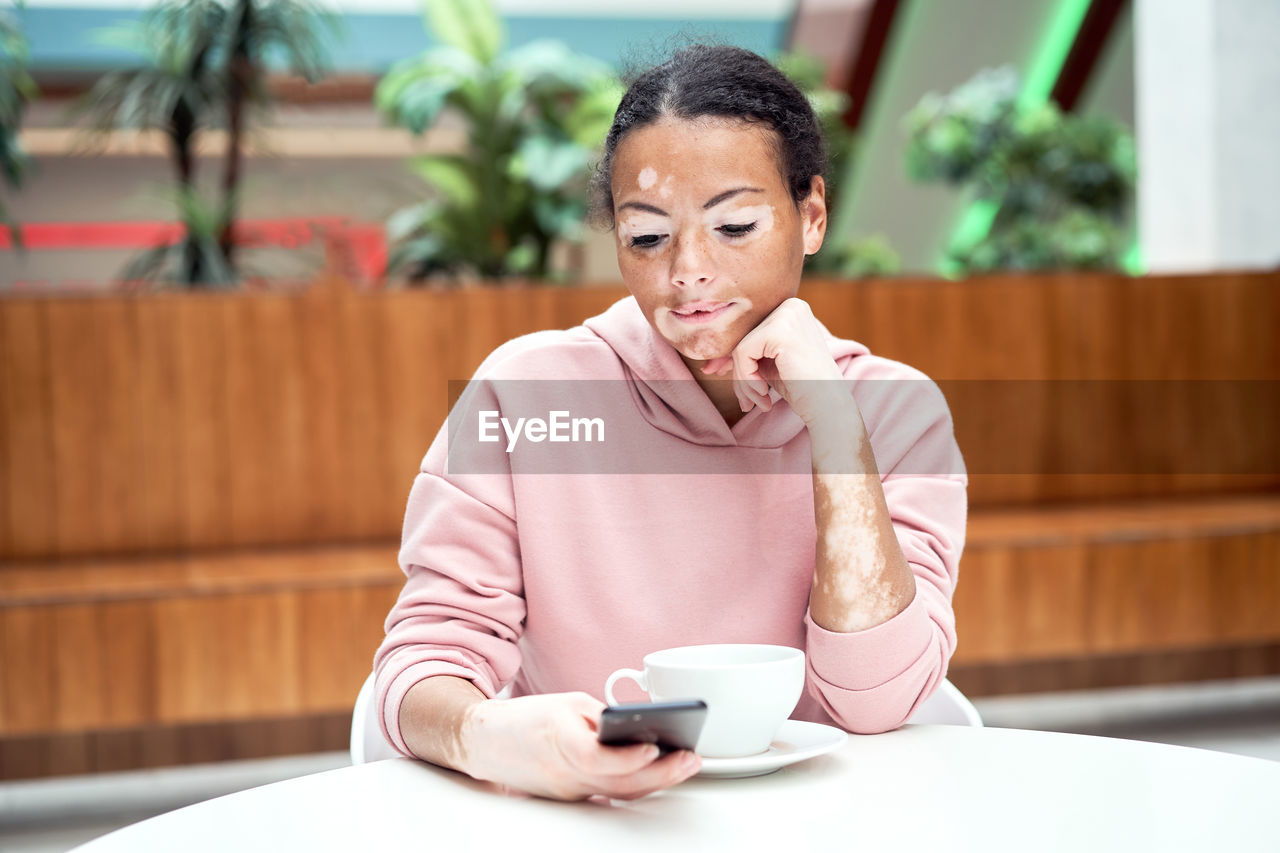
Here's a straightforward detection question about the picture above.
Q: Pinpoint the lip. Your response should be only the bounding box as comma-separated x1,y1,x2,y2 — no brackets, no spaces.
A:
669,302,735,324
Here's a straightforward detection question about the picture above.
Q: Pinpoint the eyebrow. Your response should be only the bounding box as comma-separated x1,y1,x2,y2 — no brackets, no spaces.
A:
616,186,765,217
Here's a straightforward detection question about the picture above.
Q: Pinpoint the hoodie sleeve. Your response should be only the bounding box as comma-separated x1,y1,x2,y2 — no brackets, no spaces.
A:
372,363,528,757
803,367,968,734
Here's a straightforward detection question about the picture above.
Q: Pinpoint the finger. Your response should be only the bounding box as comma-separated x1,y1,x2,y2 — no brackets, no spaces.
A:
560,706,662,777
591,750,703,801
700,356,733,375
732,346,762,391
578,740,663,776
734,376,771,412
738,373,769,398
731,350,772,407
568,692,607,729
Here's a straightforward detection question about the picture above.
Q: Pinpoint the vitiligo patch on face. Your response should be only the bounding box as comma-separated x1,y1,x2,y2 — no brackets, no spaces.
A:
707,203,775,240
638,167,658,190
616,216,661,245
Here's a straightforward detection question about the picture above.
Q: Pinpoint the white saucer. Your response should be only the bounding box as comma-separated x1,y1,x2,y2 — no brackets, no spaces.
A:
696,720,848,779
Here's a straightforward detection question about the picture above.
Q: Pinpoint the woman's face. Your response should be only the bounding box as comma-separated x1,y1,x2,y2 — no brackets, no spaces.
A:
610,117,826,365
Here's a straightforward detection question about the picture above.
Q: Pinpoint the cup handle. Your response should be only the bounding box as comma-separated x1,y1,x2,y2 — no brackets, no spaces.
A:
604,668,648,706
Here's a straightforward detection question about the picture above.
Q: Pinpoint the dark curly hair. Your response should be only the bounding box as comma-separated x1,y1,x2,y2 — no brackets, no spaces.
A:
589,44,827,228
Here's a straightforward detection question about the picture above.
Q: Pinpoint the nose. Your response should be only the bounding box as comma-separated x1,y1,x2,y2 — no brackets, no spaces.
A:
669,233,715,288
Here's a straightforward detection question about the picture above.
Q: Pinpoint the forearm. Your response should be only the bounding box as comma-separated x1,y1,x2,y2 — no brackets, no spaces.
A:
399,675,485,774
806,400,915,633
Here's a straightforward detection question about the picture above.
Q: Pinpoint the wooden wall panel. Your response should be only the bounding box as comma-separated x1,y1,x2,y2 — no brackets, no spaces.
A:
332,288,391,541
951,543,1091,664
950,642,1280,698
1,300,57,557
1087,533,1280,654
0,542,401,740
98,599,156,729
1,586,397,736
0,604,57,732
175,295,234,550
293,283,345,536
297,583,401,711
46,299,144,555
133,298,187,550
379,290,454,515
557,288,631,332
953,527,1280,666
3,272,1277,559
152,591,302,725
1043,274,1129,378
223,296,303,546
0,713,353,780
1214,533,1280,644
805,272,1280,382
50,603,109,731
0,306,7,557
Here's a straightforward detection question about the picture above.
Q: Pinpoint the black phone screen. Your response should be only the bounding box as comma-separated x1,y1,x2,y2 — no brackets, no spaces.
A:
598,700,708,754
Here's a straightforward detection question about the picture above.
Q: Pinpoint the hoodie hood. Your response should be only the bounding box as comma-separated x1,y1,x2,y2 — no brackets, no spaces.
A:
582,296,870,448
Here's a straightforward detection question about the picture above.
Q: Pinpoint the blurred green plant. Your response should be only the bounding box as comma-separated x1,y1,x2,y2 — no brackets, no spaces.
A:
904,66,1136,272
78,0,336,286
375,0,622,282
1,3,37,237
776,49,899,278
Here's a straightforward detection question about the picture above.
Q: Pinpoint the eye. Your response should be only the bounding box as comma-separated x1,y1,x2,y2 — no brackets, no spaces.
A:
718,222,758,238
628,234,664,249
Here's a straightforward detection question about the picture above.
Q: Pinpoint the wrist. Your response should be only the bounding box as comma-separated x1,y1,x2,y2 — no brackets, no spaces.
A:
794,378,857,427
454,698,486,779
804,398,872,473
401,676,486,774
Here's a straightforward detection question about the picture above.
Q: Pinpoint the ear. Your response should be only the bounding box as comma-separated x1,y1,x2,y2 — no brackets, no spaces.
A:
800,176,827,256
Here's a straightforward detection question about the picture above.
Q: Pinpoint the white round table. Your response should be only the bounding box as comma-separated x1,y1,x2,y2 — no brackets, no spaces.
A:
72,725,1280,852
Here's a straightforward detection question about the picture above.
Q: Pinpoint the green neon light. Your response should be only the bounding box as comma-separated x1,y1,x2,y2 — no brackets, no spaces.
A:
946,0,1093,269
945,200,998,276
1121,240,1144,275
1020,0,1094,108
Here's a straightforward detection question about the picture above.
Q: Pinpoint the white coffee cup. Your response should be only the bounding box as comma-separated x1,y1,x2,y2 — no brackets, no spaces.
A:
604,644,805,758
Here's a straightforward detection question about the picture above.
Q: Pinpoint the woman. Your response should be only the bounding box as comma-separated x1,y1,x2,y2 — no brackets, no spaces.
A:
374,45,967,801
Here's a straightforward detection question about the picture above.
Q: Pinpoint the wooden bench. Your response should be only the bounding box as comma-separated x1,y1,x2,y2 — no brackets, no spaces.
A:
0,544,401,777
2,272,1276,778
955,494,1280,694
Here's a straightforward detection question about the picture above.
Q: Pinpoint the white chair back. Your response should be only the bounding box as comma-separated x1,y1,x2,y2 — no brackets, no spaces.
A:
350,672,401,764
908,678,984,727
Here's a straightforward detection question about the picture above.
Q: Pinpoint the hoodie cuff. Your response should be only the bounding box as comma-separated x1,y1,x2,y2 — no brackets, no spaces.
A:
804,590,933,691
380,660,494,758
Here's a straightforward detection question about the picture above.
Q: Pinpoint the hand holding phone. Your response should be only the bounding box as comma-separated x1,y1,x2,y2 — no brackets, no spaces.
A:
598,700,708,754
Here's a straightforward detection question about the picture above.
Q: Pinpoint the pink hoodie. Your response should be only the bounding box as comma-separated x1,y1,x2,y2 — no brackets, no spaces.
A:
375,296,967,755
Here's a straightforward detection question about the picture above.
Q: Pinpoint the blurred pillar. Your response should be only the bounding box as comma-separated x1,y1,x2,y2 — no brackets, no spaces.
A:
1135,0,1280,272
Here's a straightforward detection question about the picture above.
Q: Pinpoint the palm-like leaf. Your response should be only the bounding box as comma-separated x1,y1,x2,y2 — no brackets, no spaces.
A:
233,0,338,90
79,67,217,134
1,5,37,230
78,1,225,136
74,0,337,286
121,186,238,286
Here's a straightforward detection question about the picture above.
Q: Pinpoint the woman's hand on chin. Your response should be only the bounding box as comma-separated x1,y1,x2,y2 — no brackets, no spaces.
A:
461,692,701,801
701,297,848,425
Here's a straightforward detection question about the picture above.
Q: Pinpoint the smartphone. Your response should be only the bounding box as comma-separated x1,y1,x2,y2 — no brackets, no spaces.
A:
598,700,708,754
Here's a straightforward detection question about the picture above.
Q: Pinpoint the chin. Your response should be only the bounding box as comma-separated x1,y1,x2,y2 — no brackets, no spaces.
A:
677,337,734,362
